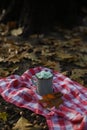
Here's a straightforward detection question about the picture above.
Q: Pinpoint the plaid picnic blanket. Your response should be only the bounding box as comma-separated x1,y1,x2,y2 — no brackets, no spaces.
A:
0,66,87,130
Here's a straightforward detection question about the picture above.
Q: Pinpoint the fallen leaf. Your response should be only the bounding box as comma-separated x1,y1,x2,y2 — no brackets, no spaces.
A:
12,117,42,130
0,23,9,35
70,69,87,85
75,61,87,67
0,68,9,77
33,124,42,130
56,51,76,62
12,117,33,130
0,57,4,62
9,66,19,74
0,112,8,121
7,21,17,30
11,27,23,36
5,55,20,63
43,60,61,71
71,69,87,79
39,92,63,108
81,54,87,62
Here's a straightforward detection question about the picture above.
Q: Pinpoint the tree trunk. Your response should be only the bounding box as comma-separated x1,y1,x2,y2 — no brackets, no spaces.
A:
0,0,87,37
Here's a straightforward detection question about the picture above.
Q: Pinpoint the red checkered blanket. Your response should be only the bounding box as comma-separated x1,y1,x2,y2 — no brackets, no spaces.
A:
0,66,87,130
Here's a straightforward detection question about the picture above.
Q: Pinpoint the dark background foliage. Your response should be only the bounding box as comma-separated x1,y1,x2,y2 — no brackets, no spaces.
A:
0,0,87,36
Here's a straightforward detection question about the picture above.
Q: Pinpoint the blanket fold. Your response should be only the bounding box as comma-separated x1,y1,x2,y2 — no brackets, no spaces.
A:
0,66,87,130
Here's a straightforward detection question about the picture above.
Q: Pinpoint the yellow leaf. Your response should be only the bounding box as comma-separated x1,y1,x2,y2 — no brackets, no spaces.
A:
11,27,23,36
12,117,33,130
0,112,8,121
12,117,42,130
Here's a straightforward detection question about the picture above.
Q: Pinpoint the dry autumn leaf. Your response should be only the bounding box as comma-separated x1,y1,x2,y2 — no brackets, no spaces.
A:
0,57,4,62
7,21,17,30
12,117,42,130
11,27,23,36
12,117,33,130
75,61,87,67
5,55,20,63
56,51,75,61
0,23,9,35
70,69,87,85
0,112,8,121
0,68,9,77
71,69,87,79
43,60,61,71
39,92,63,109
9,66,19,74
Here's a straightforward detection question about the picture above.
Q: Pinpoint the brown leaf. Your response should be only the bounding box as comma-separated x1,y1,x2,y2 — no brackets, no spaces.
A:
43,60,61,71
0,23,9,36
39,92,63,108
70,69,87,85
71,69,87,79
7,21,17,30
0,68,9,77
0,57,4,62
32,124,42,130
5,55,20,63
9,66,19,74
56,51,75,61
75,61,87,68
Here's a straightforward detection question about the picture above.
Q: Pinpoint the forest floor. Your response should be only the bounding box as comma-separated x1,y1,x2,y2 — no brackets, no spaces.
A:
0,22,87,130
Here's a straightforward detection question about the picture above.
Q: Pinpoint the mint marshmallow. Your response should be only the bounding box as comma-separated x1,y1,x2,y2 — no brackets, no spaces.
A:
36,70,53,79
